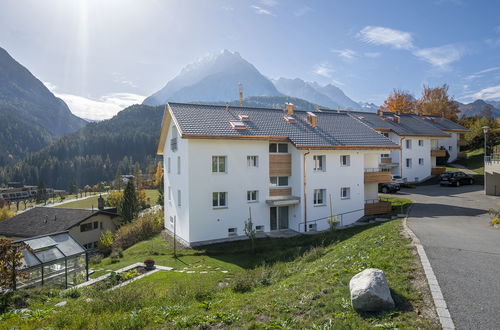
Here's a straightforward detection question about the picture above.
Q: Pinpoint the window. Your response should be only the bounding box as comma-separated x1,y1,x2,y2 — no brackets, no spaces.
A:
418,158,424,165
406,158,412,168
256,225,264,232
340,187,351,200
177,190,181,207
168,186,171,201
406,139,412,149
247,190,258,202
313,189,326,206
381,154,390,158
449,146,452,151
313,155,326,171
177,156,181,175
269,143,288,153
247,155,258,167
212,156,227,173
213,192,227,208
167,157,171,173
93,221,98,229
270,176,289,187
340,155,350,167
228,228,237,236
418,140,424,147
382,132,389,137
80,223,93,232
169,216,174,224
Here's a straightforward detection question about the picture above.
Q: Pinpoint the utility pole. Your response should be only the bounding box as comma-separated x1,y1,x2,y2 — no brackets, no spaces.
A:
239,83,243,107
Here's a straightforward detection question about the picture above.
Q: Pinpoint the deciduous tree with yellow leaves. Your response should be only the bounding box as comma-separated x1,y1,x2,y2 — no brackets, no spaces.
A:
379,89,417,114
416,84,460,121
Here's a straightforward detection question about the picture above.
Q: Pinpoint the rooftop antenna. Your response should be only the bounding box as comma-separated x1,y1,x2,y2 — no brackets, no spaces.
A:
239,83,244,107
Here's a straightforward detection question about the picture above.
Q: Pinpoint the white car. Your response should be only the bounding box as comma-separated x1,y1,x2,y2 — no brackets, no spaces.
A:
391,175,405,184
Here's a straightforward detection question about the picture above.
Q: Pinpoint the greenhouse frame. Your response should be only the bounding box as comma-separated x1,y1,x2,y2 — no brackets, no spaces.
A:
15,232,88,290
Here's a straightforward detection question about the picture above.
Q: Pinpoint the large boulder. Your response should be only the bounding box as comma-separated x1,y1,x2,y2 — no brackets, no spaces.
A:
349,268,395,312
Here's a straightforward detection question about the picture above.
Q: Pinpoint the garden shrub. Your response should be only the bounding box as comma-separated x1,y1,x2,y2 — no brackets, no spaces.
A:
231,271,255,293
60,288,81,299
491,218,500,226
112,211,164,252
97,230,113,255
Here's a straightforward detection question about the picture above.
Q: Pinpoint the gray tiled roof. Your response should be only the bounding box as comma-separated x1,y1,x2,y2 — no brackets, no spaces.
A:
0,207,118,238
419,115,468,131
168,103,398,148
336,110,451,137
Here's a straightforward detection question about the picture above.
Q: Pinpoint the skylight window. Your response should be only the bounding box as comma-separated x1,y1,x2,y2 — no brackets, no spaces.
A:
229,121,247,129
238,114,250,121
284,115,296,123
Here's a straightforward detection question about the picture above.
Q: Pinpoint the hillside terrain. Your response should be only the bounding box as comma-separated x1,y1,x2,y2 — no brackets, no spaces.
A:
0,47,87,165
457,99,500,118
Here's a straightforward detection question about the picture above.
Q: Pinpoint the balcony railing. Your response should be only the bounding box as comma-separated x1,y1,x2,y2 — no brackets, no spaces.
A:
485,153,500,163
170,138,178,152
431,167,446,175
380,157,392,164
364,168,392,183
431,149,447,157
364,199,392,216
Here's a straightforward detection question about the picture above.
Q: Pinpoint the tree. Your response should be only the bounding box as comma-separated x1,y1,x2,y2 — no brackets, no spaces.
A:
137,189,148,209
0,206,15,221
416,84,460,121
36,180,47,203
244,207,256,253
106,191,124,209
153,162,163,188
0,238,29,290
379,89,417,114
121,181,139,223
98,230,114,255
68,181,78,195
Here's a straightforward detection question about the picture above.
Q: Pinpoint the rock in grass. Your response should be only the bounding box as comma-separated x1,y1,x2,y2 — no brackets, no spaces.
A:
349,268,395,312
55,301,67,307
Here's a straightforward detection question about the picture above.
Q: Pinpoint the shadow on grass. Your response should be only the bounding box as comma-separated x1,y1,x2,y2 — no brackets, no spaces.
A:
191,223,384,270
357,289,413,319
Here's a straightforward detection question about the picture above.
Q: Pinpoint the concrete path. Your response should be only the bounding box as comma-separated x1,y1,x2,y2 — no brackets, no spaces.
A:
399,185,500,330
47,193,108,208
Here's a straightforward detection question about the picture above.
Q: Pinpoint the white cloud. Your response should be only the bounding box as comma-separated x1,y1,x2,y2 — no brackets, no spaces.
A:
332,49,357,60
465,67,500,80
485,38,500,48
464,85,500,100
313,63,334,78
358,26,414,50
495,25,500,33
56,92,145,121
413,44,462,68
364,52,381,58
259,0,278,6
250,5,275,16
43,81,57,91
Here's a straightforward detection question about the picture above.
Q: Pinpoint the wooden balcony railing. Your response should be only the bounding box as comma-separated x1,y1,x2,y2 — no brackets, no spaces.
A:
431,149,447,157
381,157,392,164
269,154,292,176
269,188,292,197
431,167,446,175
364,199,392,216
364,168,392,184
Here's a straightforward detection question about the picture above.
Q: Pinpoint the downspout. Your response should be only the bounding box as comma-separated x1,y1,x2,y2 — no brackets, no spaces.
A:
400,137,405,177
303,150,310,232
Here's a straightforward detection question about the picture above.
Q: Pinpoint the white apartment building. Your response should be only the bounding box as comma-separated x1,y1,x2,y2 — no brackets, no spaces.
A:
157,103,399,246
342,111,467,183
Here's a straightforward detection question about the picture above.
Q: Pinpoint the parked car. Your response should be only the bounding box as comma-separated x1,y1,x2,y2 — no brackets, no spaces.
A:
440,171,474,187
378,182,400,193
391,175,405,184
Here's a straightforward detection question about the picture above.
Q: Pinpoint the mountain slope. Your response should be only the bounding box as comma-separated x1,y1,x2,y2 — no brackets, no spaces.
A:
0,104,163,189
458,99,500,118
273,78,361,110
143,50,281,105
209,95,324,111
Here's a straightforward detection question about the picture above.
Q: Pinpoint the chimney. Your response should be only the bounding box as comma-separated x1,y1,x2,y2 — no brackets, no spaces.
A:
394,115,401,124
98,195,104,210
377,109,384,117
306,112,318,128
286,103,294,115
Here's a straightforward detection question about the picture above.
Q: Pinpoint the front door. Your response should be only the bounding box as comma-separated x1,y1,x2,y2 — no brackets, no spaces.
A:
270,206,289,231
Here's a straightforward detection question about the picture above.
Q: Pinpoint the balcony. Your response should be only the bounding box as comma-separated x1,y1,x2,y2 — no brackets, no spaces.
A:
170,138,178,152
380,157,392,164
269,154,292,176
431,167,446,175
364,168,392,183
269,188,292,197
431,149,446,157
364,199,392,216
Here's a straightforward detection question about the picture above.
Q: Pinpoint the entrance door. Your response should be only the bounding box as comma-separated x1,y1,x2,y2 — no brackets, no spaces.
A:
270,206,289,231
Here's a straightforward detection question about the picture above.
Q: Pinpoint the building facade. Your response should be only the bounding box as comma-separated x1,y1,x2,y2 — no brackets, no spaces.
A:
158,103,399,246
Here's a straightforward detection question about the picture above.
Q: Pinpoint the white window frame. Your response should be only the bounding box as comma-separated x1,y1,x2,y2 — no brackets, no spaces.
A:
167,157,171,173
406,158,412,168
269,143,288,153
418,140,424,147
168,186,171,201
270,176,289,187
247,155,259,167
418,158,424,165
212,156,227,173
340,155,351,167
228,227,237,236
313,189,326,206
177,190,181,207
313,155,326,172
247,190,258,203
255,225,264,232
448,146,452,151
406,139,412,149
177,156,181,175
340,187,351,200
212,192,228,208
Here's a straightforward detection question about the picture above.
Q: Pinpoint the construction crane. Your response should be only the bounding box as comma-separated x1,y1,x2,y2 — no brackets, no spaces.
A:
239,83,243,107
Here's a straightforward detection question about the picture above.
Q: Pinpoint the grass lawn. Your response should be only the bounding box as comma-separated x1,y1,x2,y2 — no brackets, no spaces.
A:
54,189,160,209
453,148,485,175
1,217,438,329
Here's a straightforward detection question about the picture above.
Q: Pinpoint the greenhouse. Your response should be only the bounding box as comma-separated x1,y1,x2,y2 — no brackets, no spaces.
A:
15,232,88,290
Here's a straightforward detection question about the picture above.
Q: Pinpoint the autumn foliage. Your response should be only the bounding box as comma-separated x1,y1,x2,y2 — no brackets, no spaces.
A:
379,89,416,114
0,238,28,289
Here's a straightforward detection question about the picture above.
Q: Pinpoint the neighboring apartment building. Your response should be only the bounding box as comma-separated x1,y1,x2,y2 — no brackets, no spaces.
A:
485,154,500,196
157,103,399,246
0,207,120,249
340,110,456,183
419,116,469,162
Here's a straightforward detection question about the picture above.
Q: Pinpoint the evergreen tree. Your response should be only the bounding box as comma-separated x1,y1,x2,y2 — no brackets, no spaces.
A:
121,180,139,223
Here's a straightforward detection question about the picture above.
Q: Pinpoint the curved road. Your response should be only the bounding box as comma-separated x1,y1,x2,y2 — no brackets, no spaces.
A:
400,185,499,330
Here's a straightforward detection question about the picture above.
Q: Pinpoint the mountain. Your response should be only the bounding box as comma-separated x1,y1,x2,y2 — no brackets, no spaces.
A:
272,78,361,110
0,47,87,165
0,104,162,189
485,100,500,109
358,102,379,113
458,99,500,118
209,95,323,111
143,50,281,105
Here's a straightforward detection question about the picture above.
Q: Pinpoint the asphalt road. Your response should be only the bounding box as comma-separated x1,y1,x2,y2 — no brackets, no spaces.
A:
401,185,500,330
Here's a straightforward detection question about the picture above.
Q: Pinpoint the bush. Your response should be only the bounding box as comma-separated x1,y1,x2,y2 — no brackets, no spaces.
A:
231,272,255,293
112,211,164,251
97,230,113,255
60,288,81,299
491,218,500,226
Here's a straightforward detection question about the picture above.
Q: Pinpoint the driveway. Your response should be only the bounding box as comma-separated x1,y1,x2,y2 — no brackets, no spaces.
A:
399,185,500,330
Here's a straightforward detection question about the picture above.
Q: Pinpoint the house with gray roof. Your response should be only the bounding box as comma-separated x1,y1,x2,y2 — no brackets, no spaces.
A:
0,207,120,250
157,102,399,246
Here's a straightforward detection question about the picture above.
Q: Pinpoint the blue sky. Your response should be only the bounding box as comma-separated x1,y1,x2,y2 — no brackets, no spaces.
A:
1,0,500,119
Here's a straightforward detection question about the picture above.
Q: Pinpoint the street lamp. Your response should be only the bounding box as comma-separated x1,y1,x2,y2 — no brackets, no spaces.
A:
482,126,490,159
